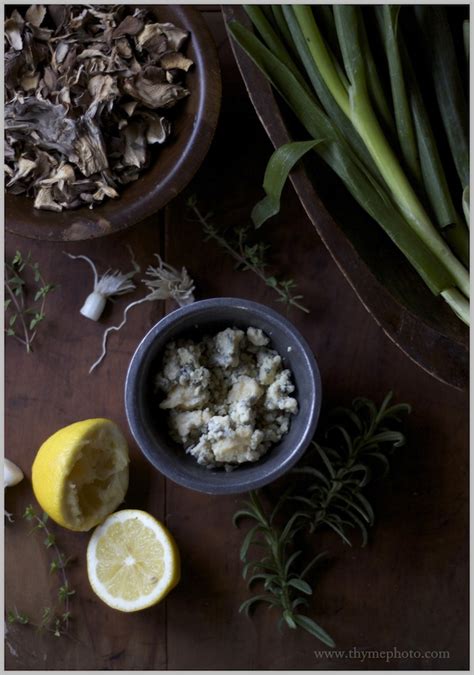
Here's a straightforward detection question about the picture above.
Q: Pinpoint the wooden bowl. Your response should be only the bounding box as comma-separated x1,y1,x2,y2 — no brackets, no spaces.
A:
6,5,221,242
222,5,468,391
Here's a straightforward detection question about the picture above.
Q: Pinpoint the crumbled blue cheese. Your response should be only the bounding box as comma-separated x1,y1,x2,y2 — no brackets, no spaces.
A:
155,327,298,469
247,327,269,347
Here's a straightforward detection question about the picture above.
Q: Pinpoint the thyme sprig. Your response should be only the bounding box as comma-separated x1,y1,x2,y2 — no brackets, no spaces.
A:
187,196,309,313
7,505,75,638
5,251,56,353
235,392,411,646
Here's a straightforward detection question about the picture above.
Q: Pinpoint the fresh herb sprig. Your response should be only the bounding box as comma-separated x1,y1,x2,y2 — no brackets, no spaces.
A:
5,251,56,353
7,505,75,638
235,392,411,646
187,196,309,313
292,394,411,544
235,491,333,645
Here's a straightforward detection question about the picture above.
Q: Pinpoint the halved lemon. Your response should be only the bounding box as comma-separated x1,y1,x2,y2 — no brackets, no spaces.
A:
87,510,180,612
32,418,129,532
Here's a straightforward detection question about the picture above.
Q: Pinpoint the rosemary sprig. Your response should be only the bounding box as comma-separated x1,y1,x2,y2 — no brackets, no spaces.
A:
187,196,309,313
235,392,411,645
235,491,334,645
5,251,56,353
7,505,75,638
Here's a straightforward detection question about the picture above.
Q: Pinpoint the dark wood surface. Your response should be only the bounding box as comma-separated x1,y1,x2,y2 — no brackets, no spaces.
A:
222,5,469,392
5,9,469,671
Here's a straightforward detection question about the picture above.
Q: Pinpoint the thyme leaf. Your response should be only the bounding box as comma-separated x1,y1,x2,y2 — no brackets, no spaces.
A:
187,196,309,314
7,505,75,639
4,250,56,353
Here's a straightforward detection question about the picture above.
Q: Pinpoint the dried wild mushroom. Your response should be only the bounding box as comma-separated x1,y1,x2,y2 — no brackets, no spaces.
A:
4,5,193,212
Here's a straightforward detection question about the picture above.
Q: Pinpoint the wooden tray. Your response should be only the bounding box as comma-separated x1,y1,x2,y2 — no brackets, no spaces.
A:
222,5,468,391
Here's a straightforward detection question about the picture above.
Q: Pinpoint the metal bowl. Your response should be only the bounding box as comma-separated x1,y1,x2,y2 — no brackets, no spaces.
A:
6,5,221,242
124,298,322,495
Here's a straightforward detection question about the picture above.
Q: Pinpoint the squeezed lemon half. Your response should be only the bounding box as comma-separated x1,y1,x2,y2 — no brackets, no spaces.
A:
32,418,129,532
87,509,180,612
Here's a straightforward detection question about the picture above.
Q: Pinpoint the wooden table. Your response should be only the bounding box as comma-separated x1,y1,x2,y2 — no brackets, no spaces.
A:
5,9,469,671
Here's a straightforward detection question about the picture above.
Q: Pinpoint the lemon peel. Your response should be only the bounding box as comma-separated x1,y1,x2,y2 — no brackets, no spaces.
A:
32,418,129,532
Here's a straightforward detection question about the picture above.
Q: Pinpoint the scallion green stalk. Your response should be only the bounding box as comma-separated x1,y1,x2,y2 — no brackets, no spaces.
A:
228,7,469,324
244,6,312,96
415,6,469,190
358,15,396,136
282,5,384,183
401,40,469,266
463,187,470,229
293,5,469,299
375,6,421,183
228,21,462,303
270,5,300,62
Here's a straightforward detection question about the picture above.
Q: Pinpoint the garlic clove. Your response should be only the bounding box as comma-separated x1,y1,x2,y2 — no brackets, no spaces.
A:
4,458,24,487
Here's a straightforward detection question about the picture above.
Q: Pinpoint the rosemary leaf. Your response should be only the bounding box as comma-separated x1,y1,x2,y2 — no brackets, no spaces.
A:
234,392,410,645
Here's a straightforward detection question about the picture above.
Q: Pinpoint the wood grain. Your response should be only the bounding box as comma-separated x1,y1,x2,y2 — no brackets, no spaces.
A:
5,9,468,671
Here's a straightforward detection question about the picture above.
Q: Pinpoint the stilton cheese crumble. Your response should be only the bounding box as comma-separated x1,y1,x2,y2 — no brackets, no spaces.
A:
155,327,298,469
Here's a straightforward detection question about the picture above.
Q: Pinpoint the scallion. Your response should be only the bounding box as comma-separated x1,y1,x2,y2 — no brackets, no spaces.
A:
228,4,469,324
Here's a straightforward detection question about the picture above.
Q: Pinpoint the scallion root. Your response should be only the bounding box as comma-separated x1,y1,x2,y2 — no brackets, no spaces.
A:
89,254,195,373
64,248,140,321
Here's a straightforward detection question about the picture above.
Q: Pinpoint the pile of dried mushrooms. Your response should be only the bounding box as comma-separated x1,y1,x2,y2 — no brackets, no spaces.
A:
5,5,193,211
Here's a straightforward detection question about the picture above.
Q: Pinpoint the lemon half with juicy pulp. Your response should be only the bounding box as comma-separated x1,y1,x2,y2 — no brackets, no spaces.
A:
87,509,180,612
32,418,129,532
